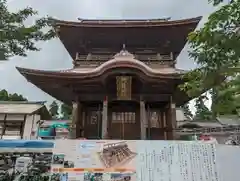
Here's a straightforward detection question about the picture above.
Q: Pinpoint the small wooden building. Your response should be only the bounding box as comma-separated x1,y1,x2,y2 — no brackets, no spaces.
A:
17,17,201,140
0,101,50,139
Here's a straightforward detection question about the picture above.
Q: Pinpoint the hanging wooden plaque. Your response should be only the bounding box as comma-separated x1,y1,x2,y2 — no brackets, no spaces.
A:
116,76,132,100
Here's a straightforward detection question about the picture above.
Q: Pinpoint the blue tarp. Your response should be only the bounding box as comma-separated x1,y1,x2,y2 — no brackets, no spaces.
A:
0,140,54,148
38,122,69,137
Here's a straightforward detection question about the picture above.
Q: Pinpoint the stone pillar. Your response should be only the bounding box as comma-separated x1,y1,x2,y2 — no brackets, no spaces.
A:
102,99,108,139
140,101,146,140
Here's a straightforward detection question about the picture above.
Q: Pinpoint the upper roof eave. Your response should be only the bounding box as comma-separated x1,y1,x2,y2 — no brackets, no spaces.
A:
53,16,202,28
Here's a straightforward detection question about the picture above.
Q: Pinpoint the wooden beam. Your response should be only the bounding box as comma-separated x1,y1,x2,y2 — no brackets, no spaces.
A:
72,85,104,92
77,93,171,102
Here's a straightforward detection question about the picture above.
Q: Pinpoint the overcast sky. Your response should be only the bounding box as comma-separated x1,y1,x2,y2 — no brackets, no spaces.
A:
1,0,218,110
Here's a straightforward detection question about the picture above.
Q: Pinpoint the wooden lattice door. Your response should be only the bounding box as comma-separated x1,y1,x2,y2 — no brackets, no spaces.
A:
108,102,140,140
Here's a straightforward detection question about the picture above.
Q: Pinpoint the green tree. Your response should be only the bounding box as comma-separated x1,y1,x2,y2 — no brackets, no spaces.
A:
181,103,193,120
0,89,8,101
60,103,72,119
211,76,240,116
181,0,240,114
8,93,27,101
0,0,55,60
194,96,212,120
49,101,59,119
0,89,27,101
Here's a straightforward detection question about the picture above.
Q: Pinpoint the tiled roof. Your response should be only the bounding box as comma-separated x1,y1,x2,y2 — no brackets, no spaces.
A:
0,101,48,115
178,121,223,128
54,16,202,27
217,115,240,125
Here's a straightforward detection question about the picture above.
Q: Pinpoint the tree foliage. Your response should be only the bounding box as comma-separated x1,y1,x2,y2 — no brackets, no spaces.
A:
211,76,240,115
181,0,240,114
0,89,27,101
60,103,72,119
0,0,56,60
181,103,193,120
49,101,72,119
194,96,213,120
49,101,59,118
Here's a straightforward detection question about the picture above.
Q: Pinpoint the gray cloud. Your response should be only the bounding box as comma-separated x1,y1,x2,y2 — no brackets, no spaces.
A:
1,0,215,106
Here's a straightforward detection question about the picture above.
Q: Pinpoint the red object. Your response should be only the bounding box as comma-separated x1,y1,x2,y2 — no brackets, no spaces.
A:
200,134,211,141
104,96,108,102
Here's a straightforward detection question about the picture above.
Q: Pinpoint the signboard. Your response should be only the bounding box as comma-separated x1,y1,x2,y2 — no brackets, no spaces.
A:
116,76,132,100
0,140,220,181
51,140,219,181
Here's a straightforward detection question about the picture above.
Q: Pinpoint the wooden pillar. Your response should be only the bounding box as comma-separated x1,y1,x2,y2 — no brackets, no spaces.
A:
70,102,77,138
166,106,172,140
170,101,177,139
75,101,83,138
147,104,151,140
165,97,176,140
140,101,146,140
102,99,108,139
161,110,168,140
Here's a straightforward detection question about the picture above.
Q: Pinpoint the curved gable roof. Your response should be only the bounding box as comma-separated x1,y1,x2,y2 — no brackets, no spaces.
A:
54,16,202,28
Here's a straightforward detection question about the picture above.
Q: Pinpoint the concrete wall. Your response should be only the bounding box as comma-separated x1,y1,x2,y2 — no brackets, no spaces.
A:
216,145,240,181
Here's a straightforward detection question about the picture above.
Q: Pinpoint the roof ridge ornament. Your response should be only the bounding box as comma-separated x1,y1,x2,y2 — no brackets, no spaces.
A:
114,45,135,59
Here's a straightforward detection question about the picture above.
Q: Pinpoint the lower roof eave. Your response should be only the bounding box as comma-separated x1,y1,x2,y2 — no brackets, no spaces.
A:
16,66,185,81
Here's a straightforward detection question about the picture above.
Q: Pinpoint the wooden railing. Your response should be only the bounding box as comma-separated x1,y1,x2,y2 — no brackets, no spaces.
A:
75,53,114,61
75,52,174,61
74,52,175,67
135,53,173,61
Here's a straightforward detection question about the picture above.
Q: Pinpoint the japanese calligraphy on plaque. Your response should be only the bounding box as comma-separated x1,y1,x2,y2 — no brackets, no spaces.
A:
116,76,132,100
